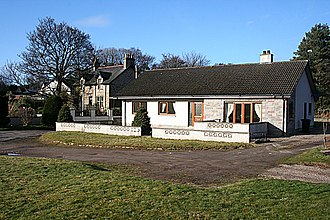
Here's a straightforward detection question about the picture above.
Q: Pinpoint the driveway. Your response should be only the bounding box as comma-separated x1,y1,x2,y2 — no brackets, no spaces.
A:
0,130,327,185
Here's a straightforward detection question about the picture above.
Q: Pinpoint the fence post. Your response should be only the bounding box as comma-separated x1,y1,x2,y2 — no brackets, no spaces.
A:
90,107,96,119
70,108,76,121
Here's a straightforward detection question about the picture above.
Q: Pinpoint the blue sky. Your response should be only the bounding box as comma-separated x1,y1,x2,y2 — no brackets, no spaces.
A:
0,0,329,67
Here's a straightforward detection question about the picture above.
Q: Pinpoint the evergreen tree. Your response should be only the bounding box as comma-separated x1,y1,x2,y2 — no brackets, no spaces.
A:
293,23,330,111
42,95,63,126
57,104,73,122
0,96,9,127
132,107,151,135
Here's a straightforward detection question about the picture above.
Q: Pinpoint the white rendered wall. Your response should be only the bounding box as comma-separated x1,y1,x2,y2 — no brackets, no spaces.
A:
125,101,189,128
295,71,314,129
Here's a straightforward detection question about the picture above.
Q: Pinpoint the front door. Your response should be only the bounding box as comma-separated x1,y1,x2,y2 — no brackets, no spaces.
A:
189,102,204,126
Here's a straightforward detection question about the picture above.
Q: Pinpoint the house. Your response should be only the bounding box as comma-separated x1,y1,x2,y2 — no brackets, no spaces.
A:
114,51,317,140
79,54,137,115
39,80,72,96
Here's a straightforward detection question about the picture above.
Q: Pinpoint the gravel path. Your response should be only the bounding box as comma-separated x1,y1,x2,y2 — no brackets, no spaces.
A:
261,164,330,184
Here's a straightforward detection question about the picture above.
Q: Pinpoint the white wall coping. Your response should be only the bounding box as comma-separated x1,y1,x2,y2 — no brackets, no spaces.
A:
152,122,267,143
56,122,141,136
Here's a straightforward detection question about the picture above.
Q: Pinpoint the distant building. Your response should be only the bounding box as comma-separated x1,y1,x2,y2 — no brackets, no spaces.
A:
39,80,72,96
79,54,137,115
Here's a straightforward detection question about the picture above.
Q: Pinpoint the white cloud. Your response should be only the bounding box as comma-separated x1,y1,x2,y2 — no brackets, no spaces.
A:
76,15,110,27
246,20,255,26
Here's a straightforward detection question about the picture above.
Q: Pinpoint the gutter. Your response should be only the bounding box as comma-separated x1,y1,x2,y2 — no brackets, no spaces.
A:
111,94,292,100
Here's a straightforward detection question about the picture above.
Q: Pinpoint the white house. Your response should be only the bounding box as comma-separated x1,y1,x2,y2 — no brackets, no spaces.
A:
114,51,317,141
39,80,72,95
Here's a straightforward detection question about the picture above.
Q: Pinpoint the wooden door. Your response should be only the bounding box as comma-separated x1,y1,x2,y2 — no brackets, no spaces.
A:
189,102,204,126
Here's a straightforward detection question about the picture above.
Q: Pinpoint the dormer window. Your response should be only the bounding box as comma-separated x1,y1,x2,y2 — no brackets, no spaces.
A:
97,78,102,90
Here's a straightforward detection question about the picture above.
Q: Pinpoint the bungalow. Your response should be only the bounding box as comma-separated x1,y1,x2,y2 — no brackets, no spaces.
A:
79,54,137,115
114,51,317,141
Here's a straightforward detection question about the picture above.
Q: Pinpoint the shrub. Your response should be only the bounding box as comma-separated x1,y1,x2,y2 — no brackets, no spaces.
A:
57,105,73,122
19,106,35,126
42,95,63,126
0,96,10,127
132,107,151,135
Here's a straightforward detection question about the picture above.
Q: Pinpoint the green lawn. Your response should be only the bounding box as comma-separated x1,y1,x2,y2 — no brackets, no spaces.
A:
40,131,253,151
280,147,330,167
1,156,329,219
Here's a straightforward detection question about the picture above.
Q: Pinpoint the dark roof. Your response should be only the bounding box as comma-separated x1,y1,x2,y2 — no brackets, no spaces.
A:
116,60,313,98
83,66,125,86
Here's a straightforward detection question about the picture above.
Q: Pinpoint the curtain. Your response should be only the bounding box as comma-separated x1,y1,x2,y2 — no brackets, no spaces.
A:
161,103,167,112
254,103,262,121
226,103,234,122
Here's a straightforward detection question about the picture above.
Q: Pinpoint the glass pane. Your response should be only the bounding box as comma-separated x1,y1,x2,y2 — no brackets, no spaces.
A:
225,103,234,123
253,103,261,122
159,102,167,113
141,102,147,110
189,102,193,126
168,102,175,114
133,102,138,113
194,103,202,116
235,104,241,123
244,103,251,123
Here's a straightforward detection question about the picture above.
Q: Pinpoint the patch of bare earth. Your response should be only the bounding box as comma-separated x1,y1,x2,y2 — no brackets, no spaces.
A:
261,164,330,184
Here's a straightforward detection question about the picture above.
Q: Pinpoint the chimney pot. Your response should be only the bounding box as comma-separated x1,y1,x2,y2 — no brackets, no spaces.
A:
124,53,135,69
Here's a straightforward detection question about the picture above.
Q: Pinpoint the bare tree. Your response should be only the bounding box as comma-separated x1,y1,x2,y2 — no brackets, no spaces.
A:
0,61,31,90
97,47,155,71
154,51,210,69
19,17,95,95
156,53,186,69
182,51,210,67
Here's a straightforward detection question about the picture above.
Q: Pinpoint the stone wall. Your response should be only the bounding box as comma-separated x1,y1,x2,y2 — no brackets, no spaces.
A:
262,99,284,137
204,99,224,121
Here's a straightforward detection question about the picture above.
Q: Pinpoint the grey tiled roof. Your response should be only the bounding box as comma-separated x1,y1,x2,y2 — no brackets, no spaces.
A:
83,66,124,86
116,60,313,97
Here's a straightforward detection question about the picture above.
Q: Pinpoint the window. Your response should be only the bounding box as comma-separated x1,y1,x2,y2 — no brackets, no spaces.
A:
308,103,312,115
224,102,261,123
97,78,102,90
88,96,93,106
158,101,175,115
132,101,147,113
97,96,104,108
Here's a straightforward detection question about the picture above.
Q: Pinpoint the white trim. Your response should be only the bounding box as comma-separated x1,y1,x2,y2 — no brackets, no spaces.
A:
113,94,291,100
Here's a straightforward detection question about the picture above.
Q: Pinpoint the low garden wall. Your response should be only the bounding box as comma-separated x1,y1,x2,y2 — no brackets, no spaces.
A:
56,122,141,136
152,122,267,143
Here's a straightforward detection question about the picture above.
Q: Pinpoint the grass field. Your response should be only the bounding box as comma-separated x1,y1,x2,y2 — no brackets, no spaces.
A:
40,131,253,151
280,147,330,167
1,156,329,219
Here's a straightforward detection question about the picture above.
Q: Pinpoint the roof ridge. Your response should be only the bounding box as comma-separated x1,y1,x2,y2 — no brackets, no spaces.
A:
146,60,308,72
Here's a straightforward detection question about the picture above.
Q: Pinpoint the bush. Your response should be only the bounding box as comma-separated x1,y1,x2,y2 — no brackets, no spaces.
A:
42,95,63,126
132,107,151,135
57,105,73,122
0,96,10,127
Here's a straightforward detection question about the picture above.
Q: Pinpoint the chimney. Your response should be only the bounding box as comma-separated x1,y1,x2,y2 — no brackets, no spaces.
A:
124,54,135,69
260,50,273,64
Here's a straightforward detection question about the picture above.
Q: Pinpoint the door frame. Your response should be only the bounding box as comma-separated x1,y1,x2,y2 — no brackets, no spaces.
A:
189,101,204,126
